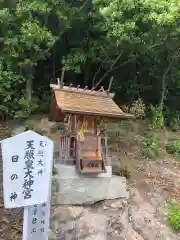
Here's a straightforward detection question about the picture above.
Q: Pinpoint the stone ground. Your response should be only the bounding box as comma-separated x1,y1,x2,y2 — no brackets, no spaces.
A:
128,157,180,240
50,158,180,240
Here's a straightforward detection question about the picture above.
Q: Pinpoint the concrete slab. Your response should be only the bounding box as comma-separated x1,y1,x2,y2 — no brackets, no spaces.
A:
55,164,112,179
54,175,127,205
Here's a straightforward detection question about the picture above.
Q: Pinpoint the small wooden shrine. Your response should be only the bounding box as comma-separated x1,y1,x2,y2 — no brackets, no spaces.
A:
49,82,133,174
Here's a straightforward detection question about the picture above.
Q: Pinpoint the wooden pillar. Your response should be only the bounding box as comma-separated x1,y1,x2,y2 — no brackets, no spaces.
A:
67,136,70,158
75,115,77,129
66,136,68,159
59,135,62,164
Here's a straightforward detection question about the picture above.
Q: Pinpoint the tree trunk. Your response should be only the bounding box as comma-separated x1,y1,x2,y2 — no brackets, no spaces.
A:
159,59,174,110
26,77,32,101
159,74,166,110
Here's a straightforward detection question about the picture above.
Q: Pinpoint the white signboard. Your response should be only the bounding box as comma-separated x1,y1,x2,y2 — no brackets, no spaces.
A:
22,202,50,240
1,131,54,208
22,136,53,240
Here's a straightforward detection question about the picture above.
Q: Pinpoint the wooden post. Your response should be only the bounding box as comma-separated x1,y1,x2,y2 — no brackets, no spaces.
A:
107,77,113,92
57,78,60,87
75,115,77,129
59,135,62,164
66,136,68,160
67,136,70,159
60,67,65,85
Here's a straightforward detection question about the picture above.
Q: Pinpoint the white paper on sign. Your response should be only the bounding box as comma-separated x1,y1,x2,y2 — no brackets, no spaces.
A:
23,202,50,240
1,131,54,208
23,136,53,240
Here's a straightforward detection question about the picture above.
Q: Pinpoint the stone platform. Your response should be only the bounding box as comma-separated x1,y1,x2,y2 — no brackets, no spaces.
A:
55,164,112,179
52,164,128,205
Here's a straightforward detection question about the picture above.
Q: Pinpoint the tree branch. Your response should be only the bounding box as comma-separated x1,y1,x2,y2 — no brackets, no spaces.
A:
147,43,163,50
93,51,124,89
92,56,109,86
159,52,178,109
110,58,133,72
80,0,89,10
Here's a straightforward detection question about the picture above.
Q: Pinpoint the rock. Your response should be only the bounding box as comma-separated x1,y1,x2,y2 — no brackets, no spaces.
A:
52,210,107,240
53,220,76,240
119,226,144,240
104,199,127,209
57,176,127,205
54,206,84,222
54,207,73,222
108,216,124,236
48,230,57,240
129,206,178,240
129,207,146,230
13,126,25,135
120,207,129,228
107,236,124,240
84,234,106,240
76,212,107,239
1,216,9,224
68,206,84,219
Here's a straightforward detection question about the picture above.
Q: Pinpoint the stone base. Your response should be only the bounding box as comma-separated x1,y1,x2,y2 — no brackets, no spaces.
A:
52,175,128,205
55,164,112,179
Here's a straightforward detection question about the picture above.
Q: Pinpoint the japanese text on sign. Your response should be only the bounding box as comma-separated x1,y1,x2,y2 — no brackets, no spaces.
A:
23,202,50,240
1,131,54,208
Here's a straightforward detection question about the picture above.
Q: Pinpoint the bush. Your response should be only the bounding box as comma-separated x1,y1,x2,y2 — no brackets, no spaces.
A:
141,134,160,158
149,105,164,129
166,137,180,157
129,98,146,119
38,90,52,113
52,167,57,176
168,200,180,230
24,120,35,131
169,112,180,132
15,97,39,119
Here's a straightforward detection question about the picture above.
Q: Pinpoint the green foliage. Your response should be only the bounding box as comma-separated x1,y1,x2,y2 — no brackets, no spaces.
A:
168,200,180,230
141,134,160,158
38,91,52,113
62,50,87,73
166,137,180,158
169,112,180,132
149,105,164,130
1,0,180,123
15,98,39,119
24,120,35,131
129,98,146,119
52,167,57,176
0,0,59,118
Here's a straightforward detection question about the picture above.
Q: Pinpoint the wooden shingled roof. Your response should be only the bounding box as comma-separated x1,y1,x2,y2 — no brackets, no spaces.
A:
50,84,134,119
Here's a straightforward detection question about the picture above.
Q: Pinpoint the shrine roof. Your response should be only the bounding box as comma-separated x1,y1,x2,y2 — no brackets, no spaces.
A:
50,84,134,119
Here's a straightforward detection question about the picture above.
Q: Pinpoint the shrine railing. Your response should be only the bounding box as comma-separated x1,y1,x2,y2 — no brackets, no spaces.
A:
58,147,109,165
59,147,76,165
